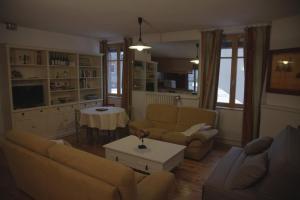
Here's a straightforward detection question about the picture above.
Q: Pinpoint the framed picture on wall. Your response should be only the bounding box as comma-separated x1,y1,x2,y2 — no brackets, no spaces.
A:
267,48,300,95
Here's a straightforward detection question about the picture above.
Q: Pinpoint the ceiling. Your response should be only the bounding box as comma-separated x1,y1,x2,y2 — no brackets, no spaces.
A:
1,0,299,41
151,41,198,59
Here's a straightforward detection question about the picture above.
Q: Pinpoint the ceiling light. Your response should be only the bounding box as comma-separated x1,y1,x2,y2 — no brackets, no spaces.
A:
129,17,151,51
190,43,200,64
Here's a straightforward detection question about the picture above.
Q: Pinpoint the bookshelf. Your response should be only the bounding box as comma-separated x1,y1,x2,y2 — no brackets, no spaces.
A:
49,51,78,105
133,60,157,91
79,54,102,102
1,44,103,139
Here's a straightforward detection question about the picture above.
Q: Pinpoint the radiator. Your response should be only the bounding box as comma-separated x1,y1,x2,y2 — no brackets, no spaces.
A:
146,93,177,105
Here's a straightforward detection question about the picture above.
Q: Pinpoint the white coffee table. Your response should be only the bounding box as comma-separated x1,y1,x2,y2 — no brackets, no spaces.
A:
103,135,186,174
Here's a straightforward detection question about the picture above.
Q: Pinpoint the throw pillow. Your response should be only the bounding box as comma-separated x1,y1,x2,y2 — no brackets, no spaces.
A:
181,123,211,137
231,152,268,189
244,136,273,155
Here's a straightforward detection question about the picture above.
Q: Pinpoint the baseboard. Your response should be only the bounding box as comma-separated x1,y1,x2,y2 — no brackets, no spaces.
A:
216,136,241,147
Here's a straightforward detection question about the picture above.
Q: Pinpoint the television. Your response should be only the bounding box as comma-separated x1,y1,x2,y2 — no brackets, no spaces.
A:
12,85,45,109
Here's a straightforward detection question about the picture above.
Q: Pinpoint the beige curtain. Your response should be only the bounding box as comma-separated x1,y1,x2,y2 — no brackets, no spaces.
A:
199,30,223,109
122,38,134,117
100,40,108,105
242,26,271,146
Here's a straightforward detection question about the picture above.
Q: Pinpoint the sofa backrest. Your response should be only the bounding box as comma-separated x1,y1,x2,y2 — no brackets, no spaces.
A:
259,126,300,200
5,129,55,156
48,144,137,200
175,107,217,131
3,130,137,200
146,104,178,131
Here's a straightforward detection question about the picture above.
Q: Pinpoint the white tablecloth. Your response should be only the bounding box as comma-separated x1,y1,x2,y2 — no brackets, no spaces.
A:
79,107,129,130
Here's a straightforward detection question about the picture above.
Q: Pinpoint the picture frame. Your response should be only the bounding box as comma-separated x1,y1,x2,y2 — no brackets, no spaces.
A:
266,48,300,95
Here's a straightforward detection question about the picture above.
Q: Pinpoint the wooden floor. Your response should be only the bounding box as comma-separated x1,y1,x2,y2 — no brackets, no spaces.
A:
0,133,229,200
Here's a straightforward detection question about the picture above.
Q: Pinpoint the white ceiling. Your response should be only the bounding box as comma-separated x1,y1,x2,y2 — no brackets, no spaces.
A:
151,40,198,58
0,0,299,41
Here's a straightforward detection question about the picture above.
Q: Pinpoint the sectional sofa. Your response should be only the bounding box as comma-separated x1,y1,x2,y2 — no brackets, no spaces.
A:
2,130,175,200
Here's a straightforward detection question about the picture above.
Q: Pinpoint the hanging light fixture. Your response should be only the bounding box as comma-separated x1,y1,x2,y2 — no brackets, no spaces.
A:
129,17,152,51
190,43,200,64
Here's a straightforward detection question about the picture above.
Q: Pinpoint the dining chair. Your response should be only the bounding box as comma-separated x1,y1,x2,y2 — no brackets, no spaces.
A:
74,109,81,144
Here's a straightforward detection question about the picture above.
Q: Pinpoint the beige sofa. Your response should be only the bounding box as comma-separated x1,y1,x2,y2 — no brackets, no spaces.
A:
2,130,175,200
129,104,218,160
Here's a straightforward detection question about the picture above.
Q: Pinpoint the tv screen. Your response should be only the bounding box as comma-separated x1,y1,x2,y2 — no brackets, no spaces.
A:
12,85,44,109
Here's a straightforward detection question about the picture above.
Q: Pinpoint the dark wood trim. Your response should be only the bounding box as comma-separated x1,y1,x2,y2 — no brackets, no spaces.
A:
266,47,300,96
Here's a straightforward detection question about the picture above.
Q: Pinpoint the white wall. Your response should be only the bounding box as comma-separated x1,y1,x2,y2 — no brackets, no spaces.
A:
0,24,100,137
0,24,100,54
260,15,300,137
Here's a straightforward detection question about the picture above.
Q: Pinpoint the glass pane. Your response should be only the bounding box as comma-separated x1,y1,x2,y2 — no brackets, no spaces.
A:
108,50,117,60
120,51,124,60
108,61,118,94
187,69,198,92
238,48,244,57
188,73,194,91
120,61,123,95
235,58,245,104
217,58,232,103
221,48,232,57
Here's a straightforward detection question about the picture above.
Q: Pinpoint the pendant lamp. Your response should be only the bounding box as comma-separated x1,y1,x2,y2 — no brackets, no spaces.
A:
129,17,151,51
190,43,200,64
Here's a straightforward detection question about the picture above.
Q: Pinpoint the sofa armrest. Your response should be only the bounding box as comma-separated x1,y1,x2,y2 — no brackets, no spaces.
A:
188,129,218,143
137,171,175,200
129,120,153,134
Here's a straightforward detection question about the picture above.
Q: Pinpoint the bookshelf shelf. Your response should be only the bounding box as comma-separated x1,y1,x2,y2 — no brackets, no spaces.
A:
12,78,48,81
79,66,101,68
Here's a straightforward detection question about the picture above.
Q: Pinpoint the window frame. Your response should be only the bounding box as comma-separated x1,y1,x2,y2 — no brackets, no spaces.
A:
107,44,123,97
217,34,244,109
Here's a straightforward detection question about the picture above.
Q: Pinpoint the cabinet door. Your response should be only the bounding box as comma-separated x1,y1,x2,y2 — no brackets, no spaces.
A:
30,109,48,136
47,105,77,138
47,107,63,139
12,117,33,132
12,110,47,137
60,105,76,135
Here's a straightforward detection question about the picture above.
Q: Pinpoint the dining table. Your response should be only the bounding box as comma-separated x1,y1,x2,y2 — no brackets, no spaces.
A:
79,106,129,143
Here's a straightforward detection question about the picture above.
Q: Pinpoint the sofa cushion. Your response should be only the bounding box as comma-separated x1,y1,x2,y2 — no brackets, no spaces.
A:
5,130,55,157
146,104,178,123
161,132,188,145
145,128,168,140
244,136,273,155
146,104,178,131
203,147,259,199
48,144,137,200
137,171,175,200
175,107,217,131
204,147,245,188
231,152,268,189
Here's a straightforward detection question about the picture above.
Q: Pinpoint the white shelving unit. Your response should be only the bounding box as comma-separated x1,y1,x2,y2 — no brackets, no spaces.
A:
79,54,102,102
0,44,103,138
133,60,157,92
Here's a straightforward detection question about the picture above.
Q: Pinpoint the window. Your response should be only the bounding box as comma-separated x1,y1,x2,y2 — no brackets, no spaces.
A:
217,34,245,108
107,45,123,96
188,69,198,92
